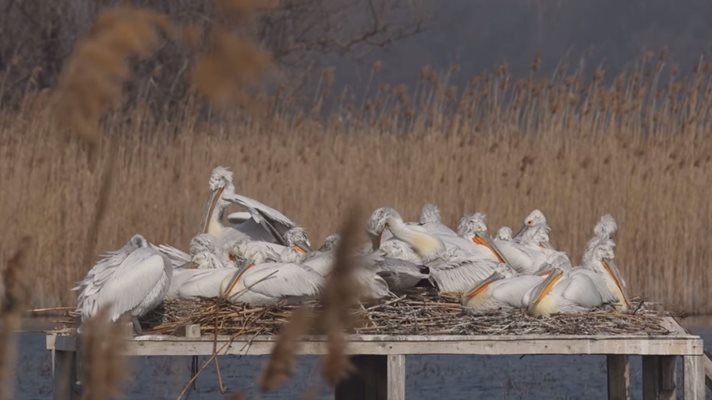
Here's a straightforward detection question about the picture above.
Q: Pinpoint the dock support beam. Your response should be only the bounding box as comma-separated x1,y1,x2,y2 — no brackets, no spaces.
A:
53,350,78,400
683,355,705,400
607,355,629,400
335,354,405,400
642,355,676,400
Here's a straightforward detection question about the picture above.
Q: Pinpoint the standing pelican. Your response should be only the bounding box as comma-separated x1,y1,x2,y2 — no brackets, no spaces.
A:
495,210,572,274
203,166,298,245
526,238,628,316
74,234,172,331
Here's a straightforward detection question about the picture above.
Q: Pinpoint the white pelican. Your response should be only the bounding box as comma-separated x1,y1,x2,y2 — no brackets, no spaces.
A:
495,209,572,274
368,205,479,257
220,261,324,305
456,213,510,263
367,207,509,293
74,234,172,330
582,214,618,260
318,234,341,252
526,238,629,316
495,226,513,241
461,266,553,312
203,166,298,245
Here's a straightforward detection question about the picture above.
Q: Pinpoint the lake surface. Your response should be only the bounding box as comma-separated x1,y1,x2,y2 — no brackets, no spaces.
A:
14,320,712,399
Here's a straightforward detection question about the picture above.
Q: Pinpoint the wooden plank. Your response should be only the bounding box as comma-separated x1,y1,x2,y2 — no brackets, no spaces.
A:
335,355,386,400
606,355,629,400
703,350,712,391
387,355,405,400
53,350,77,400
48,334,703,356
683,355,705,400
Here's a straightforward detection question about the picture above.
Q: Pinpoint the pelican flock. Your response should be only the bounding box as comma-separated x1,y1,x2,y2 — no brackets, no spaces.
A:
75,166,632,331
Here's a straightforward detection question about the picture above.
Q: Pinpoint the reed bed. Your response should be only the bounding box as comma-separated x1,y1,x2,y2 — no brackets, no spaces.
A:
126,290,669,336
3,52,712,314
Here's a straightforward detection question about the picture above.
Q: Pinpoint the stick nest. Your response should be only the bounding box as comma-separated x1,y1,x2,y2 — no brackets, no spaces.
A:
137,288,671,337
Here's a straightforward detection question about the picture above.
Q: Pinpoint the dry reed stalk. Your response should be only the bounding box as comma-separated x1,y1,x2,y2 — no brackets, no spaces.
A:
0,236,32,400
259,306,313,391
78,308,130,400
317,208,363,386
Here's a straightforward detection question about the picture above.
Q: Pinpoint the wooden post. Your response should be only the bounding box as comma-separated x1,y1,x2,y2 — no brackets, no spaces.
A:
335,355,386,400
683,355,705,400
387,355,406,400
53,350,77,400
607,355,629,400
703,350,712,391
642,356,677,400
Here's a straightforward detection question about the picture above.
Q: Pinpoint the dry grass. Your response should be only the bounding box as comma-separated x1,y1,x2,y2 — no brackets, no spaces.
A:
3,50,712,314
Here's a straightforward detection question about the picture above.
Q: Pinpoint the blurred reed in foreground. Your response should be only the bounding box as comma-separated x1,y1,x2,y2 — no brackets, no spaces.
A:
2,52,712,314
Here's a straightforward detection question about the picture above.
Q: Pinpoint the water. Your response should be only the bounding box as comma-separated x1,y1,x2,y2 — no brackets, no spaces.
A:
14,323,712,399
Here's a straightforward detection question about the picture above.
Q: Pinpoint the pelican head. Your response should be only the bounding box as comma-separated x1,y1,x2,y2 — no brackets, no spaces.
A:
495,226,513,241
190,233,216,256
202,166,235,234
594,214,618,240
285,227,312,254
128,234,149,249
319,234,341,252
366,207,401,249
419,203,441,224
457,212,488,237
524,209,547,227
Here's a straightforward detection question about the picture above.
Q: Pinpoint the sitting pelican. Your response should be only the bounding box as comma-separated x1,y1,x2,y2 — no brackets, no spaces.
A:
363,240,429,291
203,166,298,245
526,238,629,316
74,234,172,331
461,265,554,312
220,260,324,305
456,213,509,263
367,207,509,293
495,209,572,274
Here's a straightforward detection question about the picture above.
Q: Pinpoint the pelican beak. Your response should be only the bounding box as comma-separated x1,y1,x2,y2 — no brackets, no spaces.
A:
602,259,631,309
530,269,563,307
513,224,526,239
221,263,255,299
293,245,308,255
369,231,383,251
202,186,225,234
473,232,509,264
463,272,504,301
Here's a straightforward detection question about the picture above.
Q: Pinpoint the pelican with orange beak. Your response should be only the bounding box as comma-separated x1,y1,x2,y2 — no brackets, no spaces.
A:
525,238,627,316
457,213,510,263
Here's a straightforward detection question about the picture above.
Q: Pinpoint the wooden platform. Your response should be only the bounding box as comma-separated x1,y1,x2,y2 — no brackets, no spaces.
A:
46,317,708,399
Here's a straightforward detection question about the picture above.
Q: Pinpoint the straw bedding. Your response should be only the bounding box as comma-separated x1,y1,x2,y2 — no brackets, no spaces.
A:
137,288,670,337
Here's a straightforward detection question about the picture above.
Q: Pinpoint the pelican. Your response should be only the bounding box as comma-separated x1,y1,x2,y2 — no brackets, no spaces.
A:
229,227,312,264
368,207,509,293
495,209,572,274
526,238,629,316
203,166,298,245
583,214,618,260
318,234,341,252
74,234,172,330
166,250,237,299
461,265,554,312
456,213,510,263
495,226,513,241
364,240,430,291
220,260,324,305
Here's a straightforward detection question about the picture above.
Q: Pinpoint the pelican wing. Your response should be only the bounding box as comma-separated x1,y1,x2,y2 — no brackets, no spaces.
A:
81,247,170,321
242,263,323,299
223,193,297,244
494,239,536,274
227,211,252,225
154,244,191,269
491,275,545,308
559,271,616,309
175,268,235,299
429,257,501,293
371,257,429,291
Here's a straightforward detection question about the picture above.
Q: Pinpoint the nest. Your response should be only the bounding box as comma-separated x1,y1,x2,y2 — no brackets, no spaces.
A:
138,288,671,337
